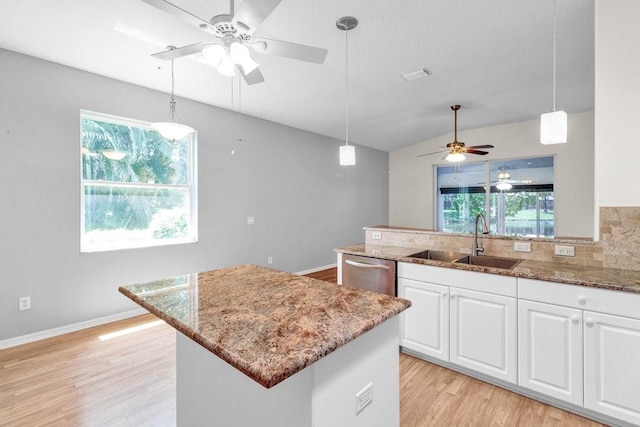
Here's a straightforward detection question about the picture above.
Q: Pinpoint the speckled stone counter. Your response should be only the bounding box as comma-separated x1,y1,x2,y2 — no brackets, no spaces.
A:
119,264,411,389
338,243,640,294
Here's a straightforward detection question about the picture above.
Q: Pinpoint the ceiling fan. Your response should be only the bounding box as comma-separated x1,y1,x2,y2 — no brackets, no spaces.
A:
142,0,328,85
480,167,533,191
418,105,494,162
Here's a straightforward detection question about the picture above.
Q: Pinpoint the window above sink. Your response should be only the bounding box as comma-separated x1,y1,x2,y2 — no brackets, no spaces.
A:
436,156,554,238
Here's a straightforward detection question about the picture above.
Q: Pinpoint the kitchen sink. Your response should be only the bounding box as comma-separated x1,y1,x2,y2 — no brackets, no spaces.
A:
453,255,522,270
408,250,467,262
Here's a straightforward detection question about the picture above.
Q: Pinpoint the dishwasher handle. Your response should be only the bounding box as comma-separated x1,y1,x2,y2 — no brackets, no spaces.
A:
344,259,391,270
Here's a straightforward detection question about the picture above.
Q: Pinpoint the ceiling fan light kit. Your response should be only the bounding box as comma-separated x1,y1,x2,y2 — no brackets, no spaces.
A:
419,104,494,162
337,16,358,166
445,152,465,163
152,53,194,141
540,0,567,145
143,0,328,85
496,181,513,191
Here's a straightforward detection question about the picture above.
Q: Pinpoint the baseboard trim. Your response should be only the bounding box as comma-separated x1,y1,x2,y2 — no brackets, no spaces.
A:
295,263,337,276
0,308,148,350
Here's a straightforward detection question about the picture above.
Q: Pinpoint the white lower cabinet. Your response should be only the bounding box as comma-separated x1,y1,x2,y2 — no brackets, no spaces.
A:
398,278,449,361
518,299,583,406
397,263,517,384
584,311,640,425
450,287,517,383
519,278,640,425
399,264,640,425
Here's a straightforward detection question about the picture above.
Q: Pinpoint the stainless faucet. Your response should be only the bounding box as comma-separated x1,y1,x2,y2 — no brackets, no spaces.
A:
472,213,490,256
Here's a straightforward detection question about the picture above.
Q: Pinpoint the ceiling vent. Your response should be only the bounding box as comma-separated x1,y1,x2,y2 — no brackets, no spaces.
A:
402,67,433,82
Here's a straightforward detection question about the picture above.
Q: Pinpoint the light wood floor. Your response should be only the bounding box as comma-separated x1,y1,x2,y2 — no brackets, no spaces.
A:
0,268,604,426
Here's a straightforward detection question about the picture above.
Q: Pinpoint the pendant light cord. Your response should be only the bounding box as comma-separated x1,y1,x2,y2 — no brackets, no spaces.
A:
345,27,349,146
552,0,557,112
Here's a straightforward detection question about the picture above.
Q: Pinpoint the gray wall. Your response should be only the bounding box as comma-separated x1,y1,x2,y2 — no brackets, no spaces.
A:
0,48,388,340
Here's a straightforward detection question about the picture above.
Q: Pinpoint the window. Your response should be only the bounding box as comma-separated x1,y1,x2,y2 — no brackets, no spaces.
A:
81,111,197,252
436,156,554,238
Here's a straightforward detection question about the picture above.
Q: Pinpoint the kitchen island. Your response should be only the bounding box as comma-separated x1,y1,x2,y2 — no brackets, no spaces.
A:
119,264,410,426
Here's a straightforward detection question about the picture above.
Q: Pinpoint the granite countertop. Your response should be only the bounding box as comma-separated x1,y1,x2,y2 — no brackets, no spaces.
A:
119,264,411,389
338,243,640,294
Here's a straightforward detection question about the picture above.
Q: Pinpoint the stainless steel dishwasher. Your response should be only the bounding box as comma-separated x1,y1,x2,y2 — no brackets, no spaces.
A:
341,254,396,296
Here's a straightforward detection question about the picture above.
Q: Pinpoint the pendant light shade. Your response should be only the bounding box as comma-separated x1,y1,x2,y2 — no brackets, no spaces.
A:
540,110,567,145
340,144,356,166
152,52,194,141
152,117,194,141
337,16,358,166
540,0,567,145
100,150,127,161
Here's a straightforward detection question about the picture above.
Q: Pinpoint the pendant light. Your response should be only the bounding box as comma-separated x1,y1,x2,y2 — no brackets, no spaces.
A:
337,16,357,166
540,0,567,145
152,48,194,141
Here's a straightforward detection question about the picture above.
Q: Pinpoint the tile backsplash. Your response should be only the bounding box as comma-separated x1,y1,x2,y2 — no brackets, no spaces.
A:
365,207,640,272
600,207,640,271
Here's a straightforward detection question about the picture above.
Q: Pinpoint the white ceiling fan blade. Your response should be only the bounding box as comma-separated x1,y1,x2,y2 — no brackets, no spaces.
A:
141,0,214,34
252,38,328,64
151,43,206,60
240,66,265,85
233,0,282,33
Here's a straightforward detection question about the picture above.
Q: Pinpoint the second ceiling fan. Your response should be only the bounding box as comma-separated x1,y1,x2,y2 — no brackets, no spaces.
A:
418,105,494,162
143,0,328,85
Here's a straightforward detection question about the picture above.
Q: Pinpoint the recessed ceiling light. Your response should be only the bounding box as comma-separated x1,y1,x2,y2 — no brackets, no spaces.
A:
402,67,433,82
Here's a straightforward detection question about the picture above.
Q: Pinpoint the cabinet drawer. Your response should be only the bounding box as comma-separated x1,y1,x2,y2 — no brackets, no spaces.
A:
398,262,516,297
518,278,640,320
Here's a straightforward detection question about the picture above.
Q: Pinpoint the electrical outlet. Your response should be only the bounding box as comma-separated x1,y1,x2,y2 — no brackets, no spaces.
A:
355,382,373,415
267,256,273,265
247,216,255,225
19,297,31,311
371,231,382,240
555,245,575,257
514,242,532,252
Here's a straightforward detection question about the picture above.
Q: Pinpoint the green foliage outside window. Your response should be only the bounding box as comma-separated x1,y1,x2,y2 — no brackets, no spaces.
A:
81,113,195,251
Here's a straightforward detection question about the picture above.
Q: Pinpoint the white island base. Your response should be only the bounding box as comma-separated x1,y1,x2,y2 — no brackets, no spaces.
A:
176,316,400,427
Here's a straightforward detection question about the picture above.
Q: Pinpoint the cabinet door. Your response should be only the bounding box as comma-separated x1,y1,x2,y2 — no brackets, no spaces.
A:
398,278,449,361
450,287,517,383
584,311,640,425
518,300,583,405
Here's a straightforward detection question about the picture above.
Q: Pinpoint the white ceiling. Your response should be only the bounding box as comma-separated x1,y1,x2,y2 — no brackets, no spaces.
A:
0,0,594,152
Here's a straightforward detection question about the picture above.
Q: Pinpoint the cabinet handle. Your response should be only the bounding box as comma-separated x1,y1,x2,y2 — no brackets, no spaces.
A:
450,293,456,299
585,317,595,327
344,260,390,270
571,315,580,325
577,296,587,305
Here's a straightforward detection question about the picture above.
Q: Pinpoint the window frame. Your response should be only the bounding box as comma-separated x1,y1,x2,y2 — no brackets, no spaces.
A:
80,110,198,252
434,156,554,238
